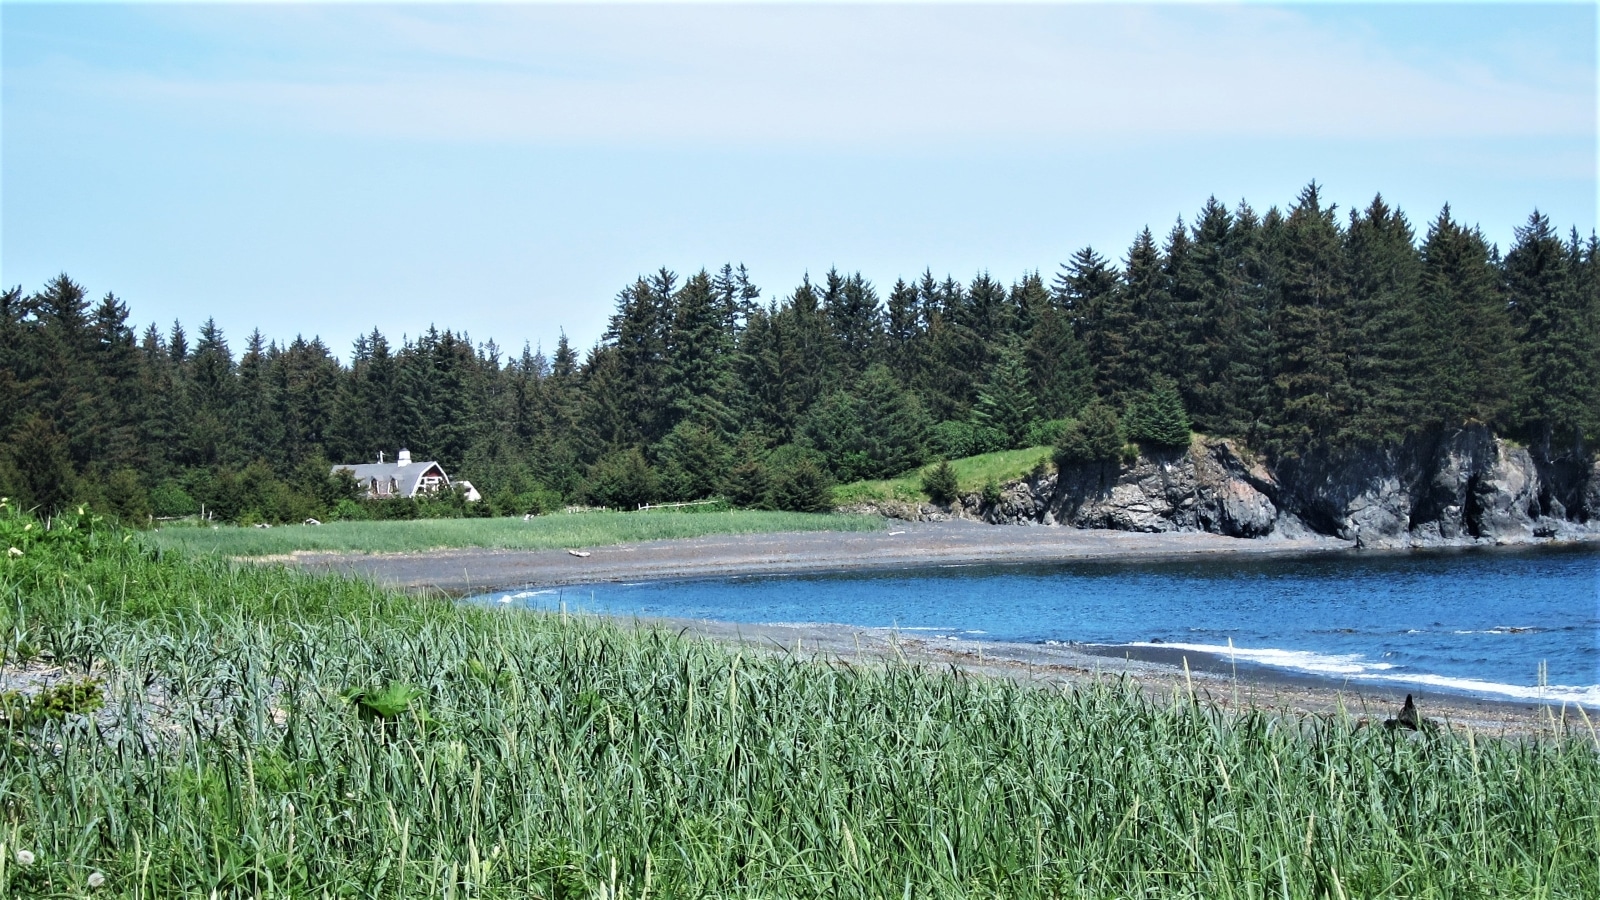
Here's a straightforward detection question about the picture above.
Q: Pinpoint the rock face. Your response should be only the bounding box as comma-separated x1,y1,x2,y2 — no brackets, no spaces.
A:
856,426,1598,547
1273,426,1571,548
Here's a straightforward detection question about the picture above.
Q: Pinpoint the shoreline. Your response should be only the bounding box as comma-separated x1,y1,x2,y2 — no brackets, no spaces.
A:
287,519,1355,594
280,522,1598,730
625,615,1595,736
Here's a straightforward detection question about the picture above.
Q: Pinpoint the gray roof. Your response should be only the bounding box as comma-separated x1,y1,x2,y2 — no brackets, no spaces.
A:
332,460,449,498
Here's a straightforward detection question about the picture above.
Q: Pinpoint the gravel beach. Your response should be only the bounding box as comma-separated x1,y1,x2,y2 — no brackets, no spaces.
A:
286,518,1348,593
280,521,1590,736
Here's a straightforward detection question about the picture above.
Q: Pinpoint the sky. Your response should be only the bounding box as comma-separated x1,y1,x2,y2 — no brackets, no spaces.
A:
3,2,1596,360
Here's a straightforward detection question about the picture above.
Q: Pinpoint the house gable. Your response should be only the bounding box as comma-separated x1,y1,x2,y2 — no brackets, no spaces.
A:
332,457,459,500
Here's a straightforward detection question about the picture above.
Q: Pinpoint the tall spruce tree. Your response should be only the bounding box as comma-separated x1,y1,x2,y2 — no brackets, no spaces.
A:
1266,183,1352,456
971,342,1037,448
1506,211,1588,455
1341,195,1423,445
664,270,737,435
1414,208,1520,431
1055,247,1127,404
1125,375,1191,447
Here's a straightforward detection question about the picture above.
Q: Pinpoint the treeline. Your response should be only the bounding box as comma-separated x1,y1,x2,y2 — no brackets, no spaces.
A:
3,185,1596,523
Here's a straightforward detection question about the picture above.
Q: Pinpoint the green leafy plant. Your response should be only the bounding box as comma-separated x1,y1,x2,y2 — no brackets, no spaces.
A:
343,681,428,724
1,678,103,729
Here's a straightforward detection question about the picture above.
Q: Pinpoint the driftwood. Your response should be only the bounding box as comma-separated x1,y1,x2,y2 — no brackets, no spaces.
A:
1383,694,1435,732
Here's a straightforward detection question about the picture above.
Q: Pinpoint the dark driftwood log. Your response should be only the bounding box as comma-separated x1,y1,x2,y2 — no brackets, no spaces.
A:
1384,694,1423,731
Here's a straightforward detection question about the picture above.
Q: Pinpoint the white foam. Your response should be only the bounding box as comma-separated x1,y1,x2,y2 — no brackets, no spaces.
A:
1128,642,1396,676
1126,641,1600,708
495,589,558,602
1356,672,1600,707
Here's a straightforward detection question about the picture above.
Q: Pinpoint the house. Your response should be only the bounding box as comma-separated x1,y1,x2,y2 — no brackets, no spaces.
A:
333,449,482,502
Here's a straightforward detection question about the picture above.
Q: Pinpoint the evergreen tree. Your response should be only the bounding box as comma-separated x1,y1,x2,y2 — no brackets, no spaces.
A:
583,447,658,509
1125,375,1192,447
963,271,1011,345
86,292,143,471
920,459,959,504
5,415,76,513
1121,228,1173,391
721,455,772,509
656,419,732,500
1506,211,1589,455
771,275,837,436
825,269,882,374
1056,247,1128,403
884,277,923,387
1024,302,1091,421
855,365,932,479
1053,402,1125,468
971,343,1037,448
1414,208,1520,431
664,270,737,434
1185,199,1265,434
607,273,673,446
1341,195,1423,445
798,389,868,482
1266,183,1352,456
767,454,834,512
235,329,284,463
185,318,235,467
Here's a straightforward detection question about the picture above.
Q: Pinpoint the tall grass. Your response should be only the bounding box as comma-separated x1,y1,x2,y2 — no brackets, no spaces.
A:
144,508,883,557
835,446,1055,506
3,509,1598,897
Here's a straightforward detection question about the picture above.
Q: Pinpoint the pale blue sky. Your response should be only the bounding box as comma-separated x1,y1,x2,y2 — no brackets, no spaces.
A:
3,3,1595,358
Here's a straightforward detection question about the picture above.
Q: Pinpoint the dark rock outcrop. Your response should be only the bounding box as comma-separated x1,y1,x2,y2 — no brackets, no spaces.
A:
847,426,1598,548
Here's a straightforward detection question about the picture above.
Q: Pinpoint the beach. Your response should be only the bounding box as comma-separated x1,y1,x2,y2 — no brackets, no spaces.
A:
278,521,1595,736
645,616,1585,738
285,518,1349,593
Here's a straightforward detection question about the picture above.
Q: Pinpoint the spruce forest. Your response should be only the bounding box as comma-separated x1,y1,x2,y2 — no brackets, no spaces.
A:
3,186,1596,524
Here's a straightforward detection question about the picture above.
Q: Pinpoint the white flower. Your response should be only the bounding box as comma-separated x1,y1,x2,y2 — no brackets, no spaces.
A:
14,848,35,866
87,871,106,889
6,547,20,558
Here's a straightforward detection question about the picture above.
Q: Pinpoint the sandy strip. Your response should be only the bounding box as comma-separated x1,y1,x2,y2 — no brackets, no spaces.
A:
284,519,1349,594
280,521,1594,735
642,616,1596,740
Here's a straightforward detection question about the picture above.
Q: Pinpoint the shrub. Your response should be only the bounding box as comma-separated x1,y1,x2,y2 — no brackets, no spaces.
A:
721,458,772,509
1025,418,1071,448
149,480,197,519
768,458,835,513
1053,403,1127,469
583,449,660,510
931,421,1009,460
981,477,1004,506
921,460,960,504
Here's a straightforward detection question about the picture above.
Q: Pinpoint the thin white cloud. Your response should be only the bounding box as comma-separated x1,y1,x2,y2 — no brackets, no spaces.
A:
17,4,1598,148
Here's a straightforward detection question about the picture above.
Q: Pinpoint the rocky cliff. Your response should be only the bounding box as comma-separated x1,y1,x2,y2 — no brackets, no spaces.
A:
850,426,1598,548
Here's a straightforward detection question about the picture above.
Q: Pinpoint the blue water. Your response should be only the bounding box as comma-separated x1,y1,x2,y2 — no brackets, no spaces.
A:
474,545,1600,706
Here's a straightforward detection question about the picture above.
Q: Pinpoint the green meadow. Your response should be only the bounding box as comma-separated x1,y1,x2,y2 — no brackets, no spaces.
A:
144,508,883,557
3,505,1598,898
833,446,1056,507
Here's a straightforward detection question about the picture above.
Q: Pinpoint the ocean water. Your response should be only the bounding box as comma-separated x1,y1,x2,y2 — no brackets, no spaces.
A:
472,544,1600,706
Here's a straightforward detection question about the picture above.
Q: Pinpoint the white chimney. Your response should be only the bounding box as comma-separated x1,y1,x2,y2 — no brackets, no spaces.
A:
377,450,385,463
397,448,412,466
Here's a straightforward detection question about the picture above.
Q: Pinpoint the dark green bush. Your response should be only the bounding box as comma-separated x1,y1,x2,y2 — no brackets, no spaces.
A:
1053,403,1127,469
921,460,960,504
